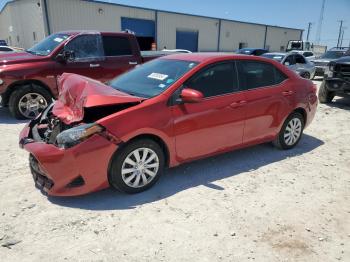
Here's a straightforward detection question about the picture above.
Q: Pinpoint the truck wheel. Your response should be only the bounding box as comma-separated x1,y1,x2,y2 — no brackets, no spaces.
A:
318,81,334,104
9,84,52,119
109,139,165,194
273,112,304,150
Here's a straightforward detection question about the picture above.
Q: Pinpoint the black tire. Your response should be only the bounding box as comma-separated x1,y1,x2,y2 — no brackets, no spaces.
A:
318,81,335,104
301,71,311,79
9,84,52,120
273,112,305,150
109,139,165,194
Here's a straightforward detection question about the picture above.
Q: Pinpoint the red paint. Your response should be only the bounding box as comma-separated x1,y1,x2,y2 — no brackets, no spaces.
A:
0,31,160,105
20,53,317,196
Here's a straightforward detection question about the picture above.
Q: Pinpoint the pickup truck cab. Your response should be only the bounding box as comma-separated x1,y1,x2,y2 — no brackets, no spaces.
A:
0,31,161,119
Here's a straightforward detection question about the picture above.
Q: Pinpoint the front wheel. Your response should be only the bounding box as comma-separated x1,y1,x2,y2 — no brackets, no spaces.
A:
9,84,52,119
109,139,165,194
273,112,304,150
318,81,335,104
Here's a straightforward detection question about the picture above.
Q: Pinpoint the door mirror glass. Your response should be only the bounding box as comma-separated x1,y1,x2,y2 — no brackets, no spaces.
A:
180,88,203,103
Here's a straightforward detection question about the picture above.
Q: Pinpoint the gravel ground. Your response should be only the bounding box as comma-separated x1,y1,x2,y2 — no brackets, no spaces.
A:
0,80,349,262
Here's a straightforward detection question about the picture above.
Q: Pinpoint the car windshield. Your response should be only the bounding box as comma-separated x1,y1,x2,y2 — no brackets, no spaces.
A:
110,59,198,98
261,54,285,62
320,51,345,59
26,33,70,56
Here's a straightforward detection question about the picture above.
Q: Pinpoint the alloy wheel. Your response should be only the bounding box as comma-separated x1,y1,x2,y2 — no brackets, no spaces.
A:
121,147,160,188
18,93,48,118
284,118,302,146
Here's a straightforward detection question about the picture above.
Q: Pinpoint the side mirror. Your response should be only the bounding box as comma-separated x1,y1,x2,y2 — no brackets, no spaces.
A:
180,88,204,103
284,61,290,66
56,50,75,62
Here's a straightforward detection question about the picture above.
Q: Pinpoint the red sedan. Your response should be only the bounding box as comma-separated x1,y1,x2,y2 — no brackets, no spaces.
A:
19,53,317,196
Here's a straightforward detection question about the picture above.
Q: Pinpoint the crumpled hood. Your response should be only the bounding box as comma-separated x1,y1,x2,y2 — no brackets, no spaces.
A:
52,73,144,124
0,52,47,65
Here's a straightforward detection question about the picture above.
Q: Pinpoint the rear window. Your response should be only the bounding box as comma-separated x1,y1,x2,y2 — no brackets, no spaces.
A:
103,36,132,56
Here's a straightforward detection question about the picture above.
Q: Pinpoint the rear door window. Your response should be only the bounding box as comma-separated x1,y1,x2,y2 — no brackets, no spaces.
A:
102,36,133,56
237,60,287,90
185,62,238,98
295,54,306,64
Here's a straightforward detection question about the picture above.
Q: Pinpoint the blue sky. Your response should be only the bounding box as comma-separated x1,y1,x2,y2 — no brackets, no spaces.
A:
1,0,349,48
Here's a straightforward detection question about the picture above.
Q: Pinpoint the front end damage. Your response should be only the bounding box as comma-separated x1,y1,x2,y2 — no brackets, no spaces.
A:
19,104,119,196
19,73,144,196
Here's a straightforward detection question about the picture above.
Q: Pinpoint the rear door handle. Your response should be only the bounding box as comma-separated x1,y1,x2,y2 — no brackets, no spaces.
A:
230,100,247,108
282,90,294,96
129,61,138,65
90,63,100,68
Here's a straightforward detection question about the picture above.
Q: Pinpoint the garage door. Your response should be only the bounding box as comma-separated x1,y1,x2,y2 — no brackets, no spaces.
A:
176,30,198,52
121,17,155,37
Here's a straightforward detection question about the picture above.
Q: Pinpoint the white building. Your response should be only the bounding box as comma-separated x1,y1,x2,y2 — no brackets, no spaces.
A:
0,0,303,52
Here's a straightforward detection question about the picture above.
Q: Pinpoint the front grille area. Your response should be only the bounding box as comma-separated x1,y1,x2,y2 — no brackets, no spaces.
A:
29,155,54,191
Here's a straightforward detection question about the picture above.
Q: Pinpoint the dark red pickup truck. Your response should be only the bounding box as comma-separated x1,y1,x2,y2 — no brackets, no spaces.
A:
0,31,162,119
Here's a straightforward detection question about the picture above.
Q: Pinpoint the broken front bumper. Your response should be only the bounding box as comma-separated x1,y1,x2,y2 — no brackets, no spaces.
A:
19,124,118,196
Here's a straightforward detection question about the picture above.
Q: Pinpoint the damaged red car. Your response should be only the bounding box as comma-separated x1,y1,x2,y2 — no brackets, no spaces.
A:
19,53,317,196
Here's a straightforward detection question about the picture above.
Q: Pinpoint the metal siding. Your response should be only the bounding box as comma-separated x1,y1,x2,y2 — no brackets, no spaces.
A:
157,12,219,51
265,27,302,52
0,0,46,48
46,0,155,33
121,17,155,37
219,20,266,51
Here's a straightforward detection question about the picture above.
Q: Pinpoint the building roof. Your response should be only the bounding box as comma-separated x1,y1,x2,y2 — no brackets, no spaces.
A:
1,0,303,32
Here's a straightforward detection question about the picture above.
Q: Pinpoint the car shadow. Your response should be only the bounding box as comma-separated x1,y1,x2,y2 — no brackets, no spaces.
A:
49,134,324,210
326,96,350,110
0,106,28,124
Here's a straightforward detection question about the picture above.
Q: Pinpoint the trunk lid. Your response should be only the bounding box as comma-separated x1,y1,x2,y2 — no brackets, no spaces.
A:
52,73,144,124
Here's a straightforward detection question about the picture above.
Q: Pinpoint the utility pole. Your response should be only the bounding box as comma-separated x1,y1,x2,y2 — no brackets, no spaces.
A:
306,22,312,42
337,20,344,47
315,0,326,44
340,28,346,47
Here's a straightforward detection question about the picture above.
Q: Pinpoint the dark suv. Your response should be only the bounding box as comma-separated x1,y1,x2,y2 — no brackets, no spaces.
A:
311,47,348,77
318,53,350,103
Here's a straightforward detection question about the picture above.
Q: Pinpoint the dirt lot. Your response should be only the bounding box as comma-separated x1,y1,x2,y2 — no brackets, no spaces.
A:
0,79,349,262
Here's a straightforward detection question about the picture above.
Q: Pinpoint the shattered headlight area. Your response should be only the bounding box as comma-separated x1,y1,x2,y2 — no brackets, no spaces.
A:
56,123,104,149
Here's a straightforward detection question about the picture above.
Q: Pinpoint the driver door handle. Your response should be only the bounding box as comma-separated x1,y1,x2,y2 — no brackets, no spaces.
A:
282,90,294,96
129,61,138,65
90,63,100,68
230,100,247,108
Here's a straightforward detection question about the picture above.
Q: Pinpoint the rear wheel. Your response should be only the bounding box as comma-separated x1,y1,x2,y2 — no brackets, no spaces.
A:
318,81,335,103
273,112,304,150
109,139,165,194
301,71,311,79
9,84,52,119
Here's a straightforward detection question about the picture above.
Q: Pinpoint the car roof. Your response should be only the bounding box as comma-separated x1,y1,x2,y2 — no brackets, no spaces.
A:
162,52,279,63
57,30,132,36
263,52,287,56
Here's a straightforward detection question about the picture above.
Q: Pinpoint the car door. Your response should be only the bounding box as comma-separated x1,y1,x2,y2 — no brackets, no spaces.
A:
171,61,246,161
295,54,308,71
55,34,106,81
100,35,142,82
283,54,297,71
236,60,293,144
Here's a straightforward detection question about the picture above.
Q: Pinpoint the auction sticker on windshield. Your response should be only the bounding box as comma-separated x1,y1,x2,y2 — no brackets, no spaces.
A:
148,73,168,81
54,37,64,43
